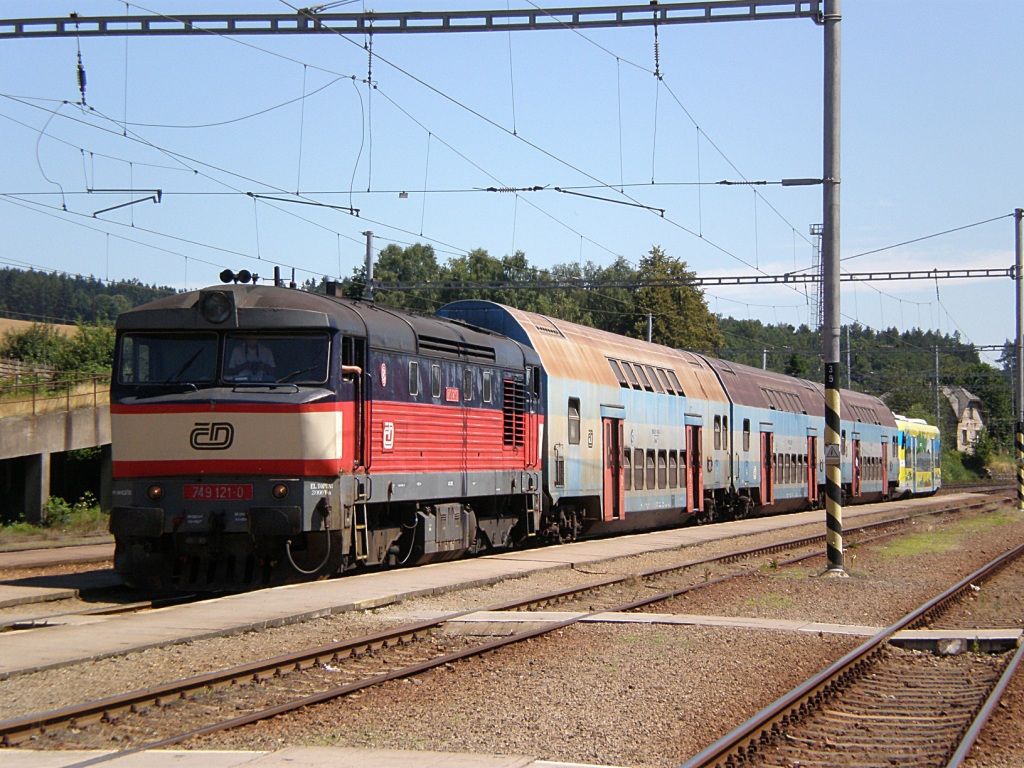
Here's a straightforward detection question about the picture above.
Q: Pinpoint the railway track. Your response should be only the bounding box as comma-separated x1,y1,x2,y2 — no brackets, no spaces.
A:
0,492,1009,760
681,540,1024,768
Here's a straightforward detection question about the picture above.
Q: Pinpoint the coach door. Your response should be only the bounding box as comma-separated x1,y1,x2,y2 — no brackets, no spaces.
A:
851,437,862,498
760,430,775,505
685,423,704,513
602,417,624,521
881,441,889,499
806,432,818,503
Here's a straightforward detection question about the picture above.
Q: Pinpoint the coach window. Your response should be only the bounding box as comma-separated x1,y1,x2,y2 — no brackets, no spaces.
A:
713,416,722,450
483,370,493,403
634,448,645,489
409,361,420,396
431,364,441,399
646,450,656,489
742,419,751,451
623,449,632,490
645,366,664,393
464,368,473,401
667,370,685,396
623,362,641,390
608,359,628,388
722,417,729,449
658,450,668,489
568,398,581,445
668,451,678,488
841,430,847,455
655,368,672,394
635,366,654,392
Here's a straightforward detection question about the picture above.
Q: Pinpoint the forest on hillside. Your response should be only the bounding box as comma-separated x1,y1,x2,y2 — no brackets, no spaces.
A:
0,268,174,324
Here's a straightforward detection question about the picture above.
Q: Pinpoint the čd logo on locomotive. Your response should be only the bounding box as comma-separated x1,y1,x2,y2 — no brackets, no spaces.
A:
189,422,235,451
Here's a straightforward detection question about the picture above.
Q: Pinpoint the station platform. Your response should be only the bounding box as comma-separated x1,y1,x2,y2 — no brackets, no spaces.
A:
437,609,1023,653
3,747,616,768
0,541,114,569
0,493,986,679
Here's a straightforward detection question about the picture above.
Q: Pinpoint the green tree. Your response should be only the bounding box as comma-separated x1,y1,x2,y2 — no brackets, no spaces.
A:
784,352,810,378
632,246,723,352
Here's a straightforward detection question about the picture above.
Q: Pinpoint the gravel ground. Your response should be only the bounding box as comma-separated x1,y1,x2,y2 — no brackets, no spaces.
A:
1,499,1021,767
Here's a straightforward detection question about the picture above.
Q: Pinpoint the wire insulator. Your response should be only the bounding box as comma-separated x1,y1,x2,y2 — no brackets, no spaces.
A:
653,25,661,80
76,51,87,104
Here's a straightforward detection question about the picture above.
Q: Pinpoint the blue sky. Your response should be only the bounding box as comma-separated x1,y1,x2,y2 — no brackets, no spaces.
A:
1,1,1021,365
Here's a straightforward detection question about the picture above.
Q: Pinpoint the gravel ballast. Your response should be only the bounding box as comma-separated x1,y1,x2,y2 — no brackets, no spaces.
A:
0,499,1021,766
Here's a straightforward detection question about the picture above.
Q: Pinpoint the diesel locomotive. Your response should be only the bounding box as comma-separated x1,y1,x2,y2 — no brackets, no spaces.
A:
108,280,939,590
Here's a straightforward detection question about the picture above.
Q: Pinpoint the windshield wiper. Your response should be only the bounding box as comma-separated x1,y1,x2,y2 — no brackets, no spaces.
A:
275,365,319,384
162,349,204,384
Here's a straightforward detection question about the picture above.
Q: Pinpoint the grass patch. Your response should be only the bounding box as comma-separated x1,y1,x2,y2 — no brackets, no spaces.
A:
741,593,793,613
0,495,109,548
879,511,1016,559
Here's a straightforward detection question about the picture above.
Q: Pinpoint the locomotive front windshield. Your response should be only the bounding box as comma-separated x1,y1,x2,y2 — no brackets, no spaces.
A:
223,333,329,384
117,332,330,386
119,333,218,385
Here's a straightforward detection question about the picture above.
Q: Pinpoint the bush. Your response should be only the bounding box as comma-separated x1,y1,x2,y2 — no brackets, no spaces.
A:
941,450,978,485
1,323,114,378
42,492,99,529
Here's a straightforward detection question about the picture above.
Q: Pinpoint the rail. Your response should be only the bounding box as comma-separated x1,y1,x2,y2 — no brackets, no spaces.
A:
680,538,1024,767
0,373,110,418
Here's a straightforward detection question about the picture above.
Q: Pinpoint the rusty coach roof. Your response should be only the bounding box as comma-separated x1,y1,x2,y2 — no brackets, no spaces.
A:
438,300,729,402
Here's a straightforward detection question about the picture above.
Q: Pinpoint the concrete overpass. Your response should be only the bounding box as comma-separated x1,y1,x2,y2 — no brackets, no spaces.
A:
0,377,110,523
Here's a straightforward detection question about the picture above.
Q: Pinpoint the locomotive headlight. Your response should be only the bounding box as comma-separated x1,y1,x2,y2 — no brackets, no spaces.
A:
199,290,233,324
272,483,289,499
147,484,164,501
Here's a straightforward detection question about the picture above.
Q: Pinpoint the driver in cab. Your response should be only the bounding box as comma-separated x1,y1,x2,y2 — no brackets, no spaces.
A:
227,338,276,382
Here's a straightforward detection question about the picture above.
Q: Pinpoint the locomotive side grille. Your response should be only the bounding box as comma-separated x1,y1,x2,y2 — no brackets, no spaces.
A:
418,334,497,362
503,378,525,447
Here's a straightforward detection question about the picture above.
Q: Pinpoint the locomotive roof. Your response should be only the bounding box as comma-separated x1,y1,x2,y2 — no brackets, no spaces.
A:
117,285,537,368
438,300,729,402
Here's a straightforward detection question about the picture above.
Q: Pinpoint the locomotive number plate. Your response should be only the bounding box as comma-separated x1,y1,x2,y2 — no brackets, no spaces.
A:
184,483,253,501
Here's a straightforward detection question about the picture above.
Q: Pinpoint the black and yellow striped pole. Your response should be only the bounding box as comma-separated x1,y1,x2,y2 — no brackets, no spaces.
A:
821,1,845,575
1017,425,1024,512
825,363,844,572
1015,208,1022,511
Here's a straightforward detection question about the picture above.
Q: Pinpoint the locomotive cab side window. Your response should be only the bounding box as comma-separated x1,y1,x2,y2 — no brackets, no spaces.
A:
483,370,493,403
431,364,441,399
463,368,473,401
409,361,420,396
